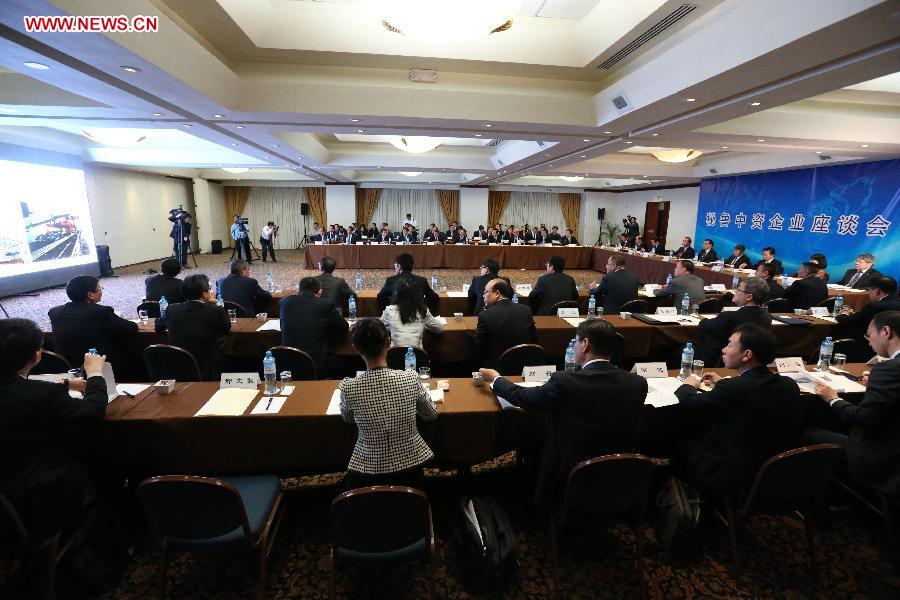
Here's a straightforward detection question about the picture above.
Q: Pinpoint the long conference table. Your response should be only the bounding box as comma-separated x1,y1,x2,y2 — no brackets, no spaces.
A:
93,364,869,476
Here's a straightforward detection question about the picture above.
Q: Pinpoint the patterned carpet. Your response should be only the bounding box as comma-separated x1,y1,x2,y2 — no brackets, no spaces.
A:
1,250,602,329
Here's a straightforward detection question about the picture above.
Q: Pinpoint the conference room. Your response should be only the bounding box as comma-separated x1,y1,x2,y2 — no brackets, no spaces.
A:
1,1,899,598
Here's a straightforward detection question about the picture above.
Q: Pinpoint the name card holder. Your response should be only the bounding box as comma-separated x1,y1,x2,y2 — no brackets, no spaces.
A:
356,241,364,245
709,284,727,291
314,241,323,245
220,372,259,389
631,362,668,378
662,256,672,262
523,365,556,382
656,307,677,315
557,307,579,318
515,284,532,295
810,307,830,316
462,284,470,293
772,357,805,373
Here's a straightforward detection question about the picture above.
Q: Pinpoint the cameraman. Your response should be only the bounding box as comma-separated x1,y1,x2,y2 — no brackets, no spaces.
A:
231,214,252,263
168,208,192,267
260,221,278,263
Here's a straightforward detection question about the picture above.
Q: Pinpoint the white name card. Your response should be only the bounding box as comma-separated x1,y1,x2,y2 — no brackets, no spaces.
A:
462,284,470,293
523,365,556,382
711,265,724,271
220,372,259,389
314,241,323,245
656,306,677,315
773,357,805,373
515,284,532,294
356,241,364,245
643,284,659,292
557,307,579,318
662,256,672,262
709,283,727,291
631,362,669,378
502,239,510,244
810,306,830,316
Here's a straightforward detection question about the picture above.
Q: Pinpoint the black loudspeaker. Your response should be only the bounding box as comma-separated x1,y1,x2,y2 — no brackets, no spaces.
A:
211,239,223,254
301,203,310,216
598,208,606,220
96,245,114,277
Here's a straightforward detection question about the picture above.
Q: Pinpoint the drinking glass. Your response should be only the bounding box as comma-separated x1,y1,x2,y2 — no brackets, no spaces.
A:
690,304,700,316
418,367,431,380
138,309,149,324
227,309,237,323
831,354,847,369
691,360,705,378
279,371,292,392
596,307,604,319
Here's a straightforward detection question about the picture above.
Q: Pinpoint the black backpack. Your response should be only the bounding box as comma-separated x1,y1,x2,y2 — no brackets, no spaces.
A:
654,475,701,561
457,495,518,594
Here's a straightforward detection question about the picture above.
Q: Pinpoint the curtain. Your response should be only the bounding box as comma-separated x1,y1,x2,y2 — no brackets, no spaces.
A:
225,186,250,222
370,189,447,231
501,192,566,232
355,188,382,227
303,187,327,229
487,190,510,227
243,187,315,249
559,193,581,235
435,189,459,226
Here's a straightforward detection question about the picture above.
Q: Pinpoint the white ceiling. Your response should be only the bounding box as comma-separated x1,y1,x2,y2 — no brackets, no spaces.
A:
0,0,897,190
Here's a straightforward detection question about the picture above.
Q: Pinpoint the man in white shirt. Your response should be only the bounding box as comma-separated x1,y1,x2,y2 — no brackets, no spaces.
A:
260,221,278,262
402,213,417,228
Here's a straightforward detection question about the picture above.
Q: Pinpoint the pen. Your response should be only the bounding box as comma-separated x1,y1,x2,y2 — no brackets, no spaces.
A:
266,397,273,411
123,390,135,398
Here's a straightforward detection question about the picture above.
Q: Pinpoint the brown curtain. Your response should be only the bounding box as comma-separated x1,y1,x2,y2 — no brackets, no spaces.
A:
355,188,382,226
559,192,581,235
487,190,510,227
436,189,460,225
224,186,250,243
303,187,327,228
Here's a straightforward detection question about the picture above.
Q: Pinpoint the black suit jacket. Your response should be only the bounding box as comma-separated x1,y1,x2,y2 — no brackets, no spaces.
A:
217,273,272,315
280,292,349,374
529,271,579,316
377,272,440,313
835,295,900,359
144,274,184,303
754,258,784,275
765,278,785,300
697,306,772,365
492,361,647,508
475,299,537,368
468,273,510,315
344,231,361,244
47,302,138,377
696,248,719,263
422,230,444,244
673,246,695,259
591,269,640,314
831,355,900,497
839,268,883,289
560,236,578,246
649,243,666,255
724,254,752,268
675,367,804,499
155,300,231,379
784,276,828,309
317,273,357,312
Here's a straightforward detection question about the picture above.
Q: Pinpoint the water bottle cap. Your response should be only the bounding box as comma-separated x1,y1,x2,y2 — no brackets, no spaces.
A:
686,343,693,349
825,337,832,342
407,347,414,352
89,348,97,354
265,350,273,356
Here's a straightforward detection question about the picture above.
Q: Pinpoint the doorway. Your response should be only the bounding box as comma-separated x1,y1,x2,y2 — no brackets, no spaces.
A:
643,200,670,247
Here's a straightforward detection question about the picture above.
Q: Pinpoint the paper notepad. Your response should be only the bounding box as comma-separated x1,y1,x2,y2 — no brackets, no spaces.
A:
256,319,281,332
563,317,585,327
644,378,684,408
327,389,342,415
195,388,259,416
445,291,468,297
251,397,285,414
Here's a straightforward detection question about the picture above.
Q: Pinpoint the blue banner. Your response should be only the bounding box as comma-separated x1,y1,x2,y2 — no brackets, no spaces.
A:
695,159,900,280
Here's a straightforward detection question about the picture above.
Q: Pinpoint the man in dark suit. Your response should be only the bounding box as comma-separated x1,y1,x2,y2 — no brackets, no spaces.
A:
316,255,357,313
675,324,804,499
834,276,900,360
696,239,719,263
344,225,361,245
468,259,510,315
697,277,772,366
838,253,882,289
784,261,828,309
456,227,469,244
653,259,705,307
377,227,394,244
217,260,272,316
548,226,562,242
589,254,639,314
422,226,444,244
155,274,231,379
560,229,578,245
0,319,108,539
48,275,139,379
280,276,349,377
529,255,579,315
145,257,185,303
673,236,695,259
376,253,440,313
475,279,537,368
367,223,378,239
754,246,783,275
754,262,785,299
480,318,647,509
313,227,328,242
813,310,900,498
723,244,752,268
648,237,666,255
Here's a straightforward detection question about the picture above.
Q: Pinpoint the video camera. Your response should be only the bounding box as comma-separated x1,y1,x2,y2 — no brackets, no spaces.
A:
235,217,249,226
168,206,190,222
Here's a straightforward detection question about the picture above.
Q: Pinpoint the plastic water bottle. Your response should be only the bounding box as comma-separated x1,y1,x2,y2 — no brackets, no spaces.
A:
266,272,274,292
217,293,224,307
587,294,596,318
666,274,673,286
512,294,519,304
431,272,438,289
564,339,577,371
732,274,740,290
355,271,363,291
404,347,417,372
88,348,98,355
159,295,168,318
348,296,357,322
780,275,788,288
263,351,277,394
680,293,690,315
679,343,694,381
817,337,834,371
833,294,844,316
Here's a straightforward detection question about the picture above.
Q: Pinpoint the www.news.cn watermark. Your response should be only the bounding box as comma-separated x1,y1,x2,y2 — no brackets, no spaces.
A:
24,15,158,33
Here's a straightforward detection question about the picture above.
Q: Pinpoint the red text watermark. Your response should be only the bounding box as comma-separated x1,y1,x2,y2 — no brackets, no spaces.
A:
24,15,158,33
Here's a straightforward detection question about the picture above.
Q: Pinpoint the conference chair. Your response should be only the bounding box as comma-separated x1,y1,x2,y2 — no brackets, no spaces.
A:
28,349,73,376
710,444,843,582
550,300,579,315
618,299,650,314
330,486,435,599
137,475,284,600
223,300,249,318
496,344,549,376
267,346,317,381
697,298,722,314
609,332,627,368
813,297,837,313
143,344,202,382
808,337,855,365
762,297,790,313
834,474,900,561
0,493,61,599
136,300,161,319
386,346,430,371
549,454,657,599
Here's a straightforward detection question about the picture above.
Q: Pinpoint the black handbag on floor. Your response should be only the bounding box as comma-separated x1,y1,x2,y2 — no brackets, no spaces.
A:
458,495,519,594
655,475,701,561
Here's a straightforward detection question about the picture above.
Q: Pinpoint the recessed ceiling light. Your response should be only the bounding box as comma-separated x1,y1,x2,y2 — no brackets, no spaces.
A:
357,129,365,133
685,98,696,102
475,134,483,137
749,102,761,107
0,107,19,113
120,65,141,73
183,124,192,128
757,139,765,142
230,143,237,146
625,141,633,144
583,139,590,142
816,151,822,154
273,144,279,147
212,114,224,118
581,155,586,158
152,112,163,116
483,124,493,127
350,118,360,122
651,133,659,136
604,131,612,134
24,62,50,70
264,155,271,159
861,144,869,148
722,146,728,149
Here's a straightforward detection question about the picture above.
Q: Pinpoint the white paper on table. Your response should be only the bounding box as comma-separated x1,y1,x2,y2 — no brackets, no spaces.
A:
773,357,806,373
116,383,150,397
708,284,727,291
327,389,342,415
256,319,281,332
195,388,259,416
445,291,468,297
251,397,286,414
810,314,838,323
434,316,448,325
781,371,821,394
280,385,295,396
638,289,654,297
807,371,866,394
647,315,701,324
643,284,659,292
644,378,684,407
562,317,585,327
429,389,445,403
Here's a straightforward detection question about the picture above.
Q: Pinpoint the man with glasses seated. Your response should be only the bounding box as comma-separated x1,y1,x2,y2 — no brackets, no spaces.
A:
48,275,138,380
697,277,772,366
468,259,511,315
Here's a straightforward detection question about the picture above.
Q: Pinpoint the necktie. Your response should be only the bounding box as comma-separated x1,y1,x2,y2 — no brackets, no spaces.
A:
848,270,863,287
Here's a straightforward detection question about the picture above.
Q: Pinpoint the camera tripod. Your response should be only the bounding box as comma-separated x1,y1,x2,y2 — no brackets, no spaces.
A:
230,236,261,262
172,218,198,268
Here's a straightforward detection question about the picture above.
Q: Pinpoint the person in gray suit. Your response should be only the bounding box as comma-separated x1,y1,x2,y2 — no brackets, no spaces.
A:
653,259,705,307
316,255,357,314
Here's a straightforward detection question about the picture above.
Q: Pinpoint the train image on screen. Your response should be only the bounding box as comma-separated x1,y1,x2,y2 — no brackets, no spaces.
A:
25,207,91,263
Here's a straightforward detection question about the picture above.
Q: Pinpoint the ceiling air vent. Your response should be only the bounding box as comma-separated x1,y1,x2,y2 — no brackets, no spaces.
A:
486,139,504,147
818,154,832,161
598,4,698,70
